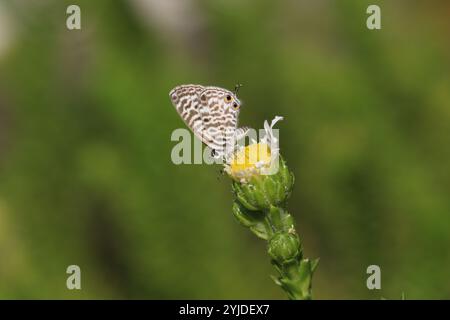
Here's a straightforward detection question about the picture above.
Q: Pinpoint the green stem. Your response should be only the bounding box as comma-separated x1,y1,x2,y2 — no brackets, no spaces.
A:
265,206,317,300
230,157,318,300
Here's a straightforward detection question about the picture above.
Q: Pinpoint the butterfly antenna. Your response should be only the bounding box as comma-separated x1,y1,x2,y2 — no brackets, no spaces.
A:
234,83,243,96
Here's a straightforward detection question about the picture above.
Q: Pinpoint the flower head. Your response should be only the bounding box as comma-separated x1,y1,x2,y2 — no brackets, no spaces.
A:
226,116,294,211
225,116,283,182
227,142,272,181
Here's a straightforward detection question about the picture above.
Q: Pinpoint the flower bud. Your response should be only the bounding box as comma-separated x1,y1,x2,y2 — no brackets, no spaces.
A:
268,232,301,264
231,156,294,211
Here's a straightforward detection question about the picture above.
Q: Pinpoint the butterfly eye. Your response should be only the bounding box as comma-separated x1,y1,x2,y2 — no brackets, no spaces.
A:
225,95,232,102
232,102,239,110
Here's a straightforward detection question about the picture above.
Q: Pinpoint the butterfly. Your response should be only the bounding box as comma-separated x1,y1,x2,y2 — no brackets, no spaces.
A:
169,84,249,160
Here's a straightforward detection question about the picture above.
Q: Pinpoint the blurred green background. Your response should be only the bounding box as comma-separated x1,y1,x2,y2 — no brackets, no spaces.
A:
0,0,449,299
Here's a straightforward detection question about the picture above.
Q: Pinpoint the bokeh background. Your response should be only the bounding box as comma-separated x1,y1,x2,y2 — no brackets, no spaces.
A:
0,0,449,299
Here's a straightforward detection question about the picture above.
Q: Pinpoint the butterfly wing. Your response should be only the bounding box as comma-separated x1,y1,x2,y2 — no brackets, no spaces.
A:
196,86,239,155
170,84,245,157
169,84,205,141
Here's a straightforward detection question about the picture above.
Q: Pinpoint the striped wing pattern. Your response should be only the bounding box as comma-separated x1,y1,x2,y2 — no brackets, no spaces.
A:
169,84,248,157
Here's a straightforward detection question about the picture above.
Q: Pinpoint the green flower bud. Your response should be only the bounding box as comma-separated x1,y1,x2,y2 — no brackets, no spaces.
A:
268,232,301,264
231,157,294,211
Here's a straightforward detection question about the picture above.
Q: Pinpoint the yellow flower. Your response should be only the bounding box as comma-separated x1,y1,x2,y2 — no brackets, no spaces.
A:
226,116,283,182
227,143,272,181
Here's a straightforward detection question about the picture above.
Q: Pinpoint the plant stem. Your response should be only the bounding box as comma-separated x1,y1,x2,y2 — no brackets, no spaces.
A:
265,206,318,300
230,157,318,299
